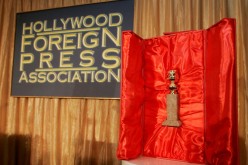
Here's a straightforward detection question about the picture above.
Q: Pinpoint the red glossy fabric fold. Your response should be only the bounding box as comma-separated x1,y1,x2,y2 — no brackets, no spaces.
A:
205,18,239,165
117,31,144,159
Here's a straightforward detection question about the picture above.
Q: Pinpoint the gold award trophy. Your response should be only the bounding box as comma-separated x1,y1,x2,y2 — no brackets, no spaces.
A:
162,70,182,127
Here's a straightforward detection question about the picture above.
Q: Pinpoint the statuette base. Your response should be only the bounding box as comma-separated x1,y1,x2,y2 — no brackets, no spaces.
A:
162,94,182,127
162,120,182,127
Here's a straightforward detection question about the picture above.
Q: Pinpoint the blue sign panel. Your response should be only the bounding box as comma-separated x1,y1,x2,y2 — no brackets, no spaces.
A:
11,0,134,98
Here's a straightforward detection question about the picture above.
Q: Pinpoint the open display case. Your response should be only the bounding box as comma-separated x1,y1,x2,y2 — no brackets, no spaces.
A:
117,18,239,165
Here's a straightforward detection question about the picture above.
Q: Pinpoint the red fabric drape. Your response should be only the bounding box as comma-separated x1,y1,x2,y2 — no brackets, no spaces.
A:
142,30,205,163
117,31,144,159
205,18,239,165
117,18,239,165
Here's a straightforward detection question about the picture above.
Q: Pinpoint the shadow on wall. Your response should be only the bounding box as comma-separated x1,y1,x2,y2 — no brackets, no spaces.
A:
0,134,31,165
239,136,247,165
74,140,121,165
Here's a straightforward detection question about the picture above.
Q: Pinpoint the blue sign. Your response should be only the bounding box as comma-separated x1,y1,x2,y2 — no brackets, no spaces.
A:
11,0,134,98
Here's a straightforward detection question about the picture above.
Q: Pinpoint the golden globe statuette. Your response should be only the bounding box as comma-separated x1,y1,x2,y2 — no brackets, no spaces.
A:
162,70,182,127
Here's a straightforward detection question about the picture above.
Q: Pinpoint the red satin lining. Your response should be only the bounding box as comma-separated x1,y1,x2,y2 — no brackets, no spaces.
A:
205,18,239,165
117,18,239,165
117,31,144,159
143,31,205,163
